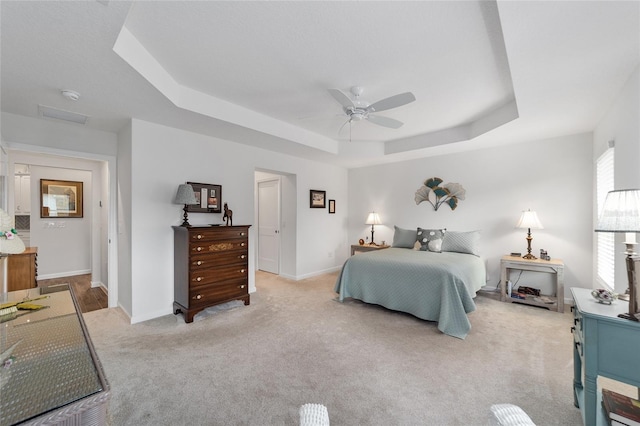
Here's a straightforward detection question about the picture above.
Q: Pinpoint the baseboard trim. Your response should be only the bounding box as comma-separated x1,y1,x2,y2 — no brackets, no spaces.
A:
38,269,91,280
280,265,342,281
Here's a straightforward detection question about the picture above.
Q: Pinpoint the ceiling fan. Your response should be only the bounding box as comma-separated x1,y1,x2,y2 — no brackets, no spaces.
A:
328,86,416,131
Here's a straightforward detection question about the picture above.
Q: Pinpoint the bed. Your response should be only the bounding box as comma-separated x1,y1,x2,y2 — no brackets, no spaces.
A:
334,238,486,339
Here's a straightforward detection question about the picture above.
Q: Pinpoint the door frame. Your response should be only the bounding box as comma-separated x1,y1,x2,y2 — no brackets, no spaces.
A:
5,142,118,308
257,177,281,274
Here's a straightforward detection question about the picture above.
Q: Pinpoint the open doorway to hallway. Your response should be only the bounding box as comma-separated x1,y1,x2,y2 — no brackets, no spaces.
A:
254,169,297,280
8,151,114,308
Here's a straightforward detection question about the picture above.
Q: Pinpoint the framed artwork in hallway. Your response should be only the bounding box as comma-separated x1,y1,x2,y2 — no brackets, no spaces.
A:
40,179,83,218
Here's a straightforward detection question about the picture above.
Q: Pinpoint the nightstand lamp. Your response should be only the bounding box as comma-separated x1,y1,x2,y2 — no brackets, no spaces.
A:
365,211,381,246
174,183,198,227
516,209,543,259
595,189,640,319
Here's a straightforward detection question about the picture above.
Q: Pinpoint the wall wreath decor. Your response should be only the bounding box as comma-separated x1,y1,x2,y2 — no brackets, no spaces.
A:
414,177,466,211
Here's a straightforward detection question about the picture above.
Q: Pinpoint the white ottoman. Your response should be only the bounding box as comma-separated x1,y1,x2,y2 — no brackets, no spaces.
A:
490,403,536,426
299,403,330,426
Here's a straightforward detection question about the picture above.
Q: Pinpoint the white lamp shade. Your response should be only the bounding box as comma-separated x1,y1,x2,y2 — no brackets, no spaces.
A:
595,189,640,232
174,184,198,205
365,212,381,225
516,210,543,230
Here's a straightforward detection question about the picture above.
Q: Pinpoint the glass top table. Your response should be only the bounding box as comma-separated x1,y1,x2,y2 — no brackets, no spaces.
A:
0,284,109,426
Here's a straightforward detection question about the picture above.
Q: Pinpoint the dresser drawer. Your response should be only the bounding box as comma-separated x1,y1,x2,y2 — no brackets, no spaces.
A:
189,227,249,243
189,280,248,306
189,250,248,269
190,239,247,255
189,263,248,285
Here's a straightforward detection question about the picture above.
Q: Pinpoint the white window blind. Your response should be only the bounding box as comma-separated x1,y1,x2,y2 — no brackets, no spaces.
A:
596,147,615,288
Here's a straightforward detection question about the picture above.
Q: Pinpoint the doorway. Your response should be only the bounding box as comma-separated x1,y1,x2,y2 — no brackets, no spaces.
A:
257,178,280,274
254,169,297,279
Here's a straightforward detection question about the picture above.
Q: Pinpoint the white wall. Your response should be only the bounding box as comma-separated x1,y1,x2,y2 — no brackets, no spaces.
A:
117,122,133,317
123,119,348,323
349,133,593,300
593,64,640,294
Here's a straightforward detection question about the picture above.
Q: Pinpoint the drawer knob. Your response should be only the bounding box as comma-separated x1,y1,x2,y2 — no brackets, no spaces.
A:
240,255,246,259
195,277,202,282
241,243,246,247
240,269,246,274
196,247,202,252
574,341,581,350
197,234,203,240
570,326,575,333
570,306,575,313
238,285,246,289
195,294,202,300
196,261,203,266
240,232,246,236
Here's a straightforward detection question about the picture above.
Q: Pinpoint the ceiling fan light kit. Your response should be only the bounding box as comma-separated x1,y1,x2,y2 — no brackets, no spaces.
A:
328,86,416,134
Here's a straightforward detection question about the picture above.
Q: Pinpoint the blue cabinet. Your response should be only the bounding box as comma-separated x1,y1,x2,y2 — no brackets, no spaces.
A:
571,288,640,425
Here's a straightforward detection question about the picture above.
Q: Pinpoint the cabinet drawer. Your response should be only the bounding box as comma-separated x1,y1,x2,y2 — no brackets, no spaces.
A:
189,250,248,269
189,263,248,285
190,239,247,255
189,227,249,243
189,280,248,306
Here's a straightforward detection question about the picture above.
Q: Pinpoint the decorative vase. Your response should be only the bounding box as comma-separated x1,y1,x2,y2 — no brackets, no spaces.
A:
591,288,617,304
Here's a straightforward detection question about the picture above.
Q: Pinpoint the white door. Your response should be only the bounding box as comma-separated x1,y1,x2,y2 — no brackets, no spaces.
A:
258,179,280,274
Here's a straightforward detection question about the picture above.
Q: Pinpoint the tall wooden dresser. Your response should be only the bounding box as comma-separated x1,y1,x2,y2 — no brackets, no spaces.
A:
173,225,250,323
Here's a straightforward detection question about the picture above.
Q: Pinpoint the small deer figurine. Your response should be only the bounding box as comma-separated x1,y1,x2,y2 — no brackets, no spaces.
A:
223,203,233,226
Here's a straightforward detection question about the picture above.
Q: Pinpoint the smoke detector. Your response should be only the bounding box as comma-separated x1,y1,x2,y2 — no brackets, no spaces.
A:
61,90,80,101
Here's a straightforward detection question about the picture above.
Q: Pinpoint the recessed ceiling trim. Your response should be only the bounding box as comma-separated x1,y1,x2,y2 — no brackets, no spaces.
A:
38,105,89,125
113,25,339,155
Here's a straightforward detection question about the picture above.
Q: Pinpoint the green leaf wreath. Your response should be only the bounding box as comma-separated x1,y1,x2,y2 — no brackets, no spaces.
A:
414,177,466,211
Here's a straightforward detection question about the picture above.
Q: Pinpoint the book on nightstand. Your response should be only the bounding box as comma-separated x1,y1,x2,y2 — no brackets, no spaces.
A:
602,388,640,426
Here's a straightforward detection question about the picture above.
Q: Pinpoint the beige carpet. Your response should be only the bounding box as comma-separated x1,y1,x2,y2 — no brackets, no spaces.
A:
83,271,582,425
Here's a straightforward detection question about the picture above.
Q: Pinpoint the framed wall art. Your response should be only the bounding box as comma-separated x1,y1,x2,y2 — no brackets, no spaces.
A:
186,182,222,213
328,199,336,214
310,189,326,208
40,179,83,218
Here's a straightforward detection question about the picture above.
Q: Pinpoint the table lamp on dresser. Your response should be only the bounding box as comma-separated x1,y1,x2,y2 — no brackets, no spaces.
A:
595,189,640,319
174,183,198,227
0,208,25,294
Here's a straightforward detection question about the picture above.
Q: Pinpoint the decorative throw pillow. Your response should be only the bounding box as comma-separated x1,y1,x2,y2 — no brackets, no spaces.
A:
417,228,446,252
442,230,481,256
392,226,418,248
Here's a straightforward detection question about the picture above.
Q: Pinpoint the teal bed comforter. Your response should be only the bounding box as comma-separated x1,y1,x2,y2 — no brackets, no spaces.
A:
334,248,486,339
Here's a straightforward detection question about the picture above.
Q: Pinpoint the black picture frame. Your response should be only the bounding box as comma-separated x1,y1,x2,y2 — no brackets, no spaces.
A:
186,182,222,213
310,189,326,208
328,199,335,214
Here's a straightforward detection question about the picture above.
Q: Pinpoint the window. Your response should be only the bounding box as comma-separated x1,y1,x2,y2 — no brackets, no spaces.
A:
596,147,615,288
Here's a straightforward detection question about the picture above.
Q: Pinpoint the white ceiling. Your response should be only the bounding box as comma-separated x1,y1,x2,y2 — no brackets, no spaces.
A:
1,1,638,168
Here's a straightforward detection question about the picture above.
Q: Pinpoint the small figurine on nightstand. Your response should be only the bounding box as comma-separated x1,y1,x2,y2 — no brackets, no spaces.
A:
540,249,550,261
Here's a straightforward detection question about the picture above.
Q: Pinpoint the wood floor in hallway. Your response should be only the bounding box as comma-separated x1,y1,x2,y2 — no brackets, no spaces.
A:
38,273,108,314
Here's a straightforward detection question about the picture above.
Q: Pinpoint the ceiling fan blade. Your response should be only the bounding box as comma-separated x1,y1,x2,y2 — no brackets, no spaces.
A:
328,89,355,110
367,114,404,129
367,92,416,113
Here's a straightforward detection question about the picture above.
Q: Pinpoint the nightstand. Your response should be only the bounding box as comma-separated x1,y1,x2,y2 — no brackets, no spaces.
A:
500,255,565,312
351,244,390,256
